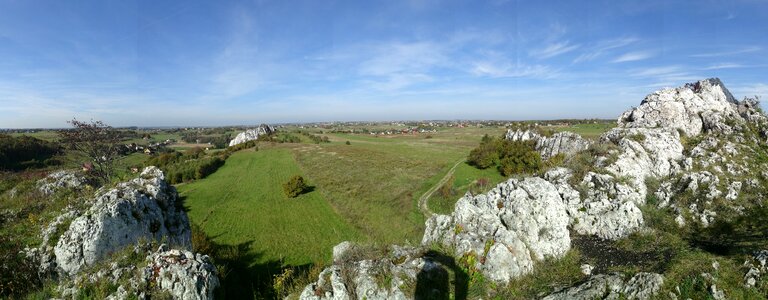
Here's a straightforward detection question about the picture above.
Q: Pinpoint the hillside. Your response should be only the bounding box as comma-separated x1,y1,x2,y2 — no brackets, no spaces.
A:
298,78,768,300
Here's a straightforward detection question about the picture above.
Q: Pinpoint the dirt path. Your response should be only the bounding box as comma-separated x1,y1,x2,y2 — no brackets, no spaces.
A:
418,158,465,218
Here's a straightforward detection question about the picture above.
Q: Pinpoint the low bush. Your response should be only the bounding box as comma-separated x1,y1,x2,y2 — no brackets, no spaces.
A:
467,135,542,176
282,175,308,198
0,233,41,297
147,148,227,184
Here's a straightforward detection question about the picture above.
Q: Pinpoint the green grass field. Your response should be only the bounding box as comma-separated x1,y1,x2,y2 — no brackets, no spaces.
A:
292,128,506,244
547,122,615,139
178,148,363,266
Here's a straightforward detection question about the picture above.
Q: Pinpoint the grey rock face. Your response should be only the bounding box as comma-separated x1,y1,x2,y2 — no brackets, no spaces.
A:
228,124,275,147
505,129,592,159
543,168,644,240
542,272,664,300
37,170,87,195
54,167,191,275
421,177,571,283
744,250,768,288
618,78,740,136
300,244,431,300
142,245,219,300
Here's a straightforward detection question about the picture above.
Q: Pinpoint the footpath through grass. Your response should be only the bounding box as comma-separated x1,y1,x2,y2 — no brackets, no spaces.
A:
179,148,363,266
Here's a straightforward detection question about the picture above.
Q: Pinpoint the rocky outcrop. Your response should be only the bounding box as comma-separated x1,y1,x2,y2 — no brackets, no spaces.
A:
618,78,740,136
422,177,571,283
228,124,275,147
37,170,87,195
505,129,591,159
53,167,191,275
542,272,664,300
297,78,766,299
545,169,645,240
300,243,435,300
142,245,219,300
56,243,218,300
744,250,768,288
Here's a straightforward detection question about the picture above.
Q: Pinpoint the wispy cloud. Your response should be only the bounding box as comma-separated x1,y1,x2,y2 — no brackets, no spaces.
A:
612,51,654,63
732,83,768,98
531,41,580,59
690,46,760,58
702,63,745,70
357,41,446,90
574,37,639,63
471,61,556,78
634,65,683,77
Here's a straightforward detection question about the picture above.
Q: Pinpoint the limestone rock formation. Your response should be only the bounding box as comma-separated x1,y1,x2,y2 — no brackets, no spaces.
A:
744,250,768,288
300,243,436,300
618,78,740,136
422,177,571,283
542,272,664,300
53,167,192,275
37,170,87,195
505,129,591,159
545,169,645,240
228,124,275,147
142,245,219,300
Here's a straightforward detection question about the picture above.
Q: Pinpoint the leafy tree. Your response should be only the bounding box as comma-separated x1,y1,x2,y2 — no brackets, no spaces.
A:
58,119,122,184
282,175,308,198
467,140,500,169
467,135,542,176
0,134,60,170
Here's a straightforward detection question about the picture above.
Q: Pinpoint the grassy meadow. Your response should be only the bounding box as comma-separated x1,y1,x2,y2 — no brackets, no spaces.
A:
178,147,363,266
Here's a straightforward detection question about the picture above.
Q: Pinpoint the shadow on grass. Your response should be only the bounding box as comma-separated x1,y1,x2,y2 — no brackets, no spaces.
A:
415,250,468,300
192,223,315,299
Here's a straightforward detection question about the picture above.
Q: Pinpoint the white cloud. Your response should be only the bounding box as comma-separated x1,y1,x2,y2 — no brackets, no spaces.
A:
574,37,639,63
531,41,580,59
690,46,760,58
471,61,556,78
701,63,745,70
612,51,654,63
634,66,683,77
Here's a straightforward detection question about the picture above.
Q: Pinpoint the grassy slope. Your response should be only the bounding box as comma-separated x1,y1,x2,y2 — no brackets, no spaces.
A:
179,148,362,265
548,122,615,139
293,128,506,244
428,162,507,215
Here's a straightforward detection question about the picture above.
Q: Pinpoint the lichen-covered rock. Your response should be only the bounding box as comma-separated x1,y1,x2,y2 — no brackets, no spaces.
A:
542,272,663,300
54,167,191,275
228,124,275,147
37,170,87,195
422,177,570,283
505,129,592,159
142,245,219,300
618,78,740,136
744,250,768,288
542,168,644,240
56,243,218,300
300,244,434,300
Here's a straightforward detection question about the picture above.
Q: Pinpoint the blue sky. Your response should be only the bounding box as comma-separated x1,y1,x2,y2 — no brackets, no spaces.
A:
1,0,767,128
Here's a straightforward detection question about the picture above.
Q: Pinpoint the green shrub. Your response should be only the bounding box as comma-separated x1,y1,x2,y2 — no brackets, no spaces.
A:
439,175,456,199
282,175,308,198
497,141,542,176
0,234,41,297
0,134,61,171
467,135,541,176
467,135,501,169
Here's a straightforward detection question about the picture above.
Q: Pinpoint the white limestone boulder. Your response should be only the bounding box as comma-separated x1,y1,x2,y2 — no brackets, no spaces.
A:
53,167,191,275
